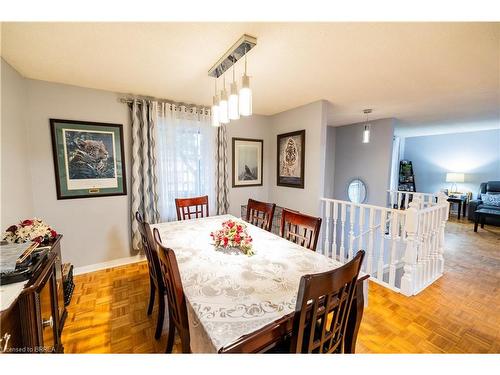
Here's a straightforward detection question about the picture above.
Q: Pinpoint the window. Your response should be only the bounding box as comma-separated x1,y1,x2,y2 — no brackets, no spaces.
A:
156,106,215,221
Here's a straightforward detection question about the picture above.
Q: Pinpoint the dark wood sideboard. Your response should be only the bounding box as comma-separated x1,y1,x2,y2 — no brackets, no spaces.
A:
0,235,66,353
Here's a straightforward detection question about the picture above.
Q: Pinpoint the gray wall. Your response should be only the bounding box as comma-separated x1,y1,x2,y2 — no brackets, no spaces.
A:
25,79,133,268
1,60,34,227
268,100,329,216
0,60,275,267
403,129,500,195
333,118,395,207
2,58,398,268
226,115,272,217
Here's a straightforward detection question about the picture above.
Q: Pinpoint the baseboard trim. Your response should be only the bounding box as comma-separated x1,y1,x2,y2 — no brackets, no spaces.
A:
73,254,146,276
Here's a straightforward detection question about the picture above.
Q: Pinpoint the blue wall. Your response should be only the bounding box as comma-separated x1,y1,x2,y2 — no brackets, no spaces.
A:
403,129,500,195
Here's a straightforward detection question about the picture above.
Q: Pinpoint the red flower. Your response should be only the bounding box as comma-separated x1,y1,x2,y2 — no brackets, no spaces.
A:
236,225,242,233
33,236,43,243
227,221,235,229
50,230,57,238
223,237,229,246
21,219,33,227
6,225,18,233
234,234,241,243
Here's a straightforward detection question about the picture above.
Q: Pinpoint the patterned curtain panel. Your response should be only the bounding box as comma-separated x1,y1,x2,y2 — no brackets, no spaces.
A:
215,124,229,215
130,99,160,251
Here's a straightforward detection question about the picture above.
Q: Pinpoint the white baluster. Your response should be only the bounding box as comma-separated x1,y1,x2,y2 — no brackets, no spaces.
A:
366,208,375,275
388,210,399,288
377,209,386,282
332,202,338,261
324,200,331,257
401,200,420,296
348,204,356,261
432,207,439,280
340,203,346,263
358,206,365,256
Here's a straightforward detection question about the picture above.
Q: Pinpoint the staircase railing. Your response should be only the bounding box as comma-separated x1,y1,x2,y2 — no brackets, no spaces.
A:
320,192,448,296
387,190,441,210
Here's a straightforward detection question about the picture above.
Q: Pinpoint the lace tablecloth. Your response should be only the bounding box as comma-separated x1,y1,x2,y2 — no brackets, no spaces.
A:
151,214,343,353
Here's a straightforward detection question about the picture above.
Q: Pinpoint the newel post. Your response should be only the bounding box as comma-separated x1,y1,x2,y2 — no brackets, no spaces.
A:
400,199,420,296
436,192,448,274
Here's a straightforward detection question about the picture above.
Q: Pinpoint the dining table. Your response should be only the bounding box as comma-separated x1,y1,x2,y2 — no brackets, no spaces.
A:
151,214,368,353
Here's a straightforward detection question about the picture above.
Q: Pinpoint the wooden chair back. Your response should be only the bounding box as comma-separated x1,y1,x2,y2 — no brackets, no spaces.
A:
280,209,322,251
152,228,190,352
290,250,365,354
135,211,162,287
175,195,209,221
246,199,276,232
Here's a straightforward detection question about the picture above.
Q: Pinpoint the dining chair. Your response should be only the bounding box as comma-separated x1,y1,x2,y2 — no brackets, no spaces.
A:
290,250,366,353
135,212,167,340
175,195,209,221
246,198,276,232
280,209,322,251
153,228,191,353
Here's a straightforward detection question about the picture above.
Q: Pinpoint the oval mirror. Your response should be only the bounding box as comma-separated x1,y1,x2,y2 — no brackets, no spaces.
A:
347,178,367,204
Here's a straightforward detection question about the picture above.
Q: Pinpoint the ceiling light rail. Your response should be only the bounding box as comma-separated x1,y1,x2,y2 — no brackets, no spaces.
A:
208,34,257,78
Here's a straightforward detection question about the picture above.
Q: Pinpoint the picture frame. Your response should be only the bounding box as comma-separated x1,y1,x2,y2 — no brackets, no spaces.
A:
50,119,127,199
277,130,305,188
232,137,263,188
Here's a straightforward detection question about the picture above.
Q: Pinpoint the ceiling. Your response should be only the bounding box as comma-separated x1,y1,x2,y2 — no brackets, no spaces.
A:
2,22,499,135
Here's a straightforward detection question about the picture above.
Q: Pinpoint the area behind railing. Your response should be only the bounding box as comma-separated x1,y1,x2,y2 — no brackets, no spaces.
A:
320,192,449,296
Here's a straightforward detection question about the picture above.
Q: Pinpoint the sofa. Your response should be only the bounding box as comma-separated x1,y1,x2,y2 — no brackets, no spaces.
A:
468,181,500,226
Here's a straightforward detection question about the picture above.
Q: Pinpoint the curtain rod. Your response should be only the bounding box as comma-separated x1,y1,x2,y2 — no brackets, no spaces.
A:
119,96,210,113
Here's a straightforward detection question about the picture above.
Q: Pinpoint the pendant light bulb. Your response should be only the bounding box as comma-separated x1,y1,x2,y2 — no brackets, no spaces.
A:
229,61,240,120
211,79,220,127
362,109,372,143
219,75,229,124
362,125,371,143
239,49,252,116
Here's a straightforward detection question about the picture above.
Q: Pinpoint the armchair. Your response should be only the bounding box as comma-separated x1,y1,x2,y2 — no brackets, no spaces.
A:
468,181,500,225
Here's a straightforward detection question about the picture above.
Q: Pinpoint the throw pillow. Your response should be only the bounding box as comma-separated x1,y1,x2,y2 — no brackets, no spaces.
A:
481,193,500,207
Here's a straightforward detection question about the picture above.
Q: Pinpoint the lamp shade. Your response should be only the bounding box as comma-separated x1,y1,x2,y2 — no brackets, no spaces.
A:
446,173,464,183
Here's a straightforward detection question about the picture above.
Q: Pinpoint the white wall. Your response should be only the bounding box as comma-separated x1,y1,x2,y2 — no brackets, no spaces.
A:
332,118,395,207
24,79,132,268
226,115,272,217
1,59,34,227
268,100,328,216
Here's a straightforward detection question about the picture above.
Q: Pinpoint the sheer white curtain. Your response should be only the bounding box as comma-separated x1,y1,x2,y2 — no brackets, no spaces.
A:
156,103,216,221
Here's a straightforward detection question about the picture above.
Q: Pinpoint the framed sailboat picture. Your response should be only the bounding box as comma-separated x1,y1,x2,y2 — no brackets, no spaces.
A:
50,119,127,199
232,138,263,188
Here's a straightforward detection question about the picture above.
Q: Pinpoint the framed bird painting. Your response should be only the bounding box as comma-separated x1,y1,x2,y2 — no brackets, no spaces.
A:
232,138,263,188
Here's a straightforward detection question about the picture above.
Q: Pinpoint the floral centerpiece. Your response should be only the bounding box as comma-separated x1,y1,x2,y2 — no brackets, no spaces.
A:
210,219,254,256
3,218,58,245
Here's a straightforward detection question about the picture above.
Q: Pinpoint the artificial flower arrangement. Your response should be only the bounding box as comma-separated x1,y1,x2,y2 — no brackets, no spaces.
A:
210,219,254,256
3,218,58,245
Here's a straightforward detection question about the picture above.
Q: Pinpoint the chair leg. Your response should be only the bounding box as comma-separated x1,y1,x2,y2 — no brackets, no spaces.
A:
147,278,156,316
180,331,191,354
165,315,175,353
155,292,165,340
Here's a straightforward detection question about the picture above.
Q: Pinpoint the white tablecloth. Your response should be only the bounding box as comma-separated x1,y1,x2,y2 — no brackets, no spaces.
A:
151,214,343,353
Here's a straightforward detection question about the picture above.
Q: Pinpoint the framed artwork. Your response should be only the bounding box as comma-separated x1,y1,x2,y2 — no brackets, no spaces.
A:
232,138,263,188
277,129,305,188
50,119,127,199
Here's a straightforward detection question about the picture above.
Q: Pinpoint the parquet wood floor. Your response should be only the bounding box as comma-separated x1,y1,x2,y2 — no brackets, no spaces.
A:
61,218,500,353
